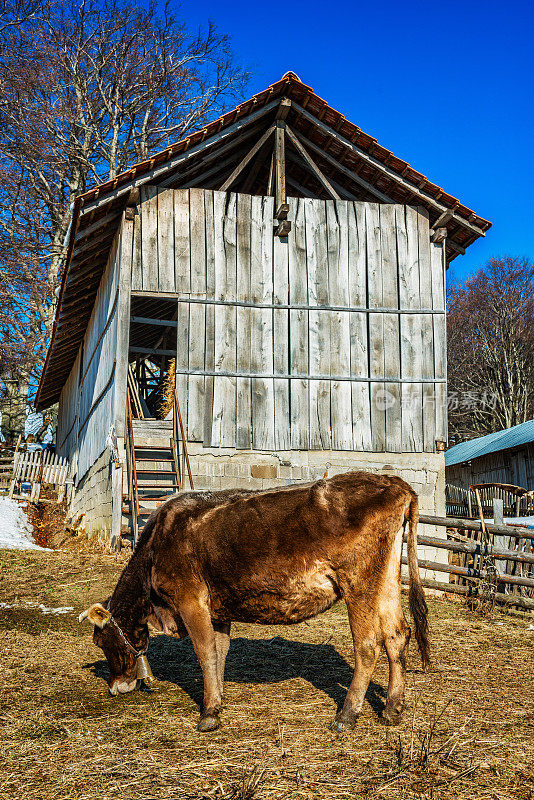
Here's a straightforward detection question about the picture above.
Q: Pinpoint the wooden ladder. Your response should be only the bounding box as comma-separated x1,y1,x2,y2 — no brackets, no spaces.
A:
123,388,193,543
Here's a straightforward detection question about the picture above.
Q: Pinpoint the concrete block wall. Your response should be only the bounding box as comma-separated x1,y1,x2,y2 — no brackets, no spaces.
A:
69,447,113,540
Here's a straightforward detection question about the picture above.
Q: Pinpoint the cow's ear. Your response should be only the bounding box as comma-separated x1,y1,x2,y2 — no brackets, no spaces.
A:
78,603,111,628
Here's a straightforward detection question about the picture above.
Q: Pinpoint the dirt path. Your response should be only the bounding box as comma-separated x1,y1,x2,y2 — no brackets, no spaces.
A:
0,548,533,799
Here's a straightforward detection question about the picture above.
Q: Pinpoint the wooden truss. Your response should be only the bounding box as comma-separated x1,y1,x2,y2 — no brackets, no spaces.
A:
215,100,343,237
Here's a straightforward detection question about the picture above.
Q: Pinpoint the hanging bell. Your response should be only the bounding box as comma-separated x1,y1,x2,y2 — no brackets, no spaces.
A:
136,655,155,686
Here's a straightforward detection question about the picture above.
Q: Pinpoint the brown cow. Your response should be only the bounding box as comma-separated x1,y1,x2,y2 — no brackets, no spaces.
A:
79,471,429,732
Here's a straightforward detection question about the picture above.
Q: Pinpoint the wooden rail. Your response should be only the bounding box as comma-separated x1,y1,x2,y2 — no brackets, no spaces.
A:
413,513,534,611
403,531,534,565
402,556,534,590
174,388,194,490
402,576,534,612
419,514,534,541
125,388,140,543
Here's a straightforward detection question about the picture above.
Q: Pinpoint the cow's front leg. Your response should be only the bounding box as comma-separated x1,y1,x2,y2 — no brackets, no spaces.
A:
179,601,222,732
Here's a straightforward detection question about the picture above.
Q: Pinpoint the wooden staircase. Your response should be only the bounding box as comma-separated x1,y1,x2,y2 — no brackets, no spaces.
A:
122,390,193,543
122,435,180,537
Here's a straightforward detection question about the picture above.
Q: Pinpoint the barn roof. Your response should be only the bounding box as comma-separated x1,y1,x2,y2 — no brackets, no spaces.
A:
36,71,492,411
445,420,534,467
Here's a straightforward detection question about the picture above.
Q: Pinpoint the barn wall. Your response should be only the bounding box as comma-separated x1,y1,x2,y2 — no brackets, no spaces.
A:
74,232,120,483
67,448,114,539
56,349,81,463
55,218,133,541
131,188,447,455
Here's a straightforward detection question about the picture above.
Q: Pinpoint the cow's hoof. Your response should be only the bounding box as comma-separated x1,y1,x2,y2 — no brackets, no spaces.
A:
197,714,220,732
330,714,358,733
380,708,403,727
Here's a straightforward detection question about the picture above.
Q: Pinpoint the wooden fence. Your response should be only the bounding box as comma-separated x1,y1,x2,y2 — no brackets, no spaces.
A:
446,482,534,518
8,450,70,502
406,513,534,611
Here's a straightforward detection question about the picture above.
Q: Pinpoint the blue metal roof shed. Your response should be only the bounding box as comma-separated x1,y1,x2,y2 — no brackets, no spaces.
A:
445,419,534,467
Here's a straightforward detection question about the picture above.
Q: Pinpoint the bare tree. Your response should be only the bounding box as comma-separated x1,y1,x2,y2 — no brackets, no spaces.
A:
0,0,248,398
447,256,534,443
0,0,38,38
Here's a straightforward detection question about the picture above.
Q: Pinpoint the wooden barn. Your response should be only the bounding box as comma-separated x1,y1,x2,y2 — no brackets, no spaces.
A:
35,72,491,547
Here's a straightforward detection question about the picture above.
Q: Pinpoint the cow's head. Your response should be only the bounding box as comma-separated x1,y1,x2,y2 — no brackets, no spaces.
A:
79,602,152,695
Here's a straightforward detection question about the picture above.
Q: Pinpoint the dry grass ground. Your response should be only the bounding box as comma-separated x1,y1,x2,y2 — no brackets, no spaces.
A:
0,547,533,800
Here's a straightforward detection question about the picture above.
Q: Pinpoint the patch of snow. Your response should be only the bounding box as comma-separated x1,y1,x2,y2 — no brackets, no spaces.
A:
0,497,50,550
0,600,73,614
38,604,74,615
506,516,534,527
485,516,534,528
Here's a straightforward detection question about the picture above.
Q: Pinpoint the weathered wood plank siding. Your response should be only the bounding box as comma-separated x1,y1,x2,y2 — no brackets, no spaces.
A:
56,222,125,482
132,188,446,452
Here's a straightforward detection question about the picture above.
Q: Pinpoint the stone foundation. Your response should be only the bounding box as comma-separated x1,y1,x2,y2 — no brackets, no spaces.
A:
68,447,113,541
183,446,445,515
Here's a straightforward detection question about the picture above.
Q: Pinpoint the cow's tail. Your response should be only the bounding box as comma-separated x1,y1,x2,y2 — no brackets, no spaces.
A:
406,493,430,669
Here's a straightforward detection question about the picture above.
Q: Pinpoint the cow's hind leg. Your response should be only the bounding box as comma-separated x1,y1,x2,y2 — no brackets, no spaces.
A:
331,597,381,733
213,622,231,697
381,611,410,726
179,601,222,732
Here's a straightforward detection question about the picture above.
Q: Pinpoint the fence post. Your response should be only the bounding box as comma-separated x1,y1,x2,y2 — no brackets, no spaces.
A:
493,498,506,582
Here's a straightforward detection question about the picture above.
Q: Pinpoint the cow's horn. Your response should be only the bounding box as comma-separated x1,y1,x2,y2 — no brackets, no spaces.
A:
137,655,155,685
78,603,111,628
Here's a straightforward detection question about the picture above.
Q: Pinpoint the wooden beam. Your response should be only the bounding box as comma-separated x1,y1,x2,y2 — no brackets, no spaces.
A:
274,219,291,237
240,136,273,194
176,150,249,189
127,187,140,206
276,98,291,120
274,121,288,218
285,125,340,200
431,227,448,243
131,315,178,328
72,227,116,258
75,211,122,243
286,150,357,200
432,208,455,228
291,101,487,239
219,125,275,191
266,150,275,196
290,129,393,203
129,346,177,357
159,123,266,189
446,239,465,255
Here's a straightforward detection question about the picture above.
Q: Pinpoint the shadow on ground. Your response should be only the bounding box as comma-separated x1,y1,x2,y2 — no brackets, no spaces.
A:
84,635,386,716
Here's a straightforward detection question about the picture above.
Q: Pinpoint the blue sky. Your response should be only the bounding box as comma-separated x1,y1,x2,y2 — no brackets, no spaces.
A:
179,0,533,281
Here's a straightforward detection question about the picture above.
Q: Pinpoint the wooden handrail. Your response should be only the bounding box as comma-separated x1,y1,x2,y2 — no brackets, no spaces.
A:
170,390,182,491
419,513,534,541
126,387,140,543
174,389,194,490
